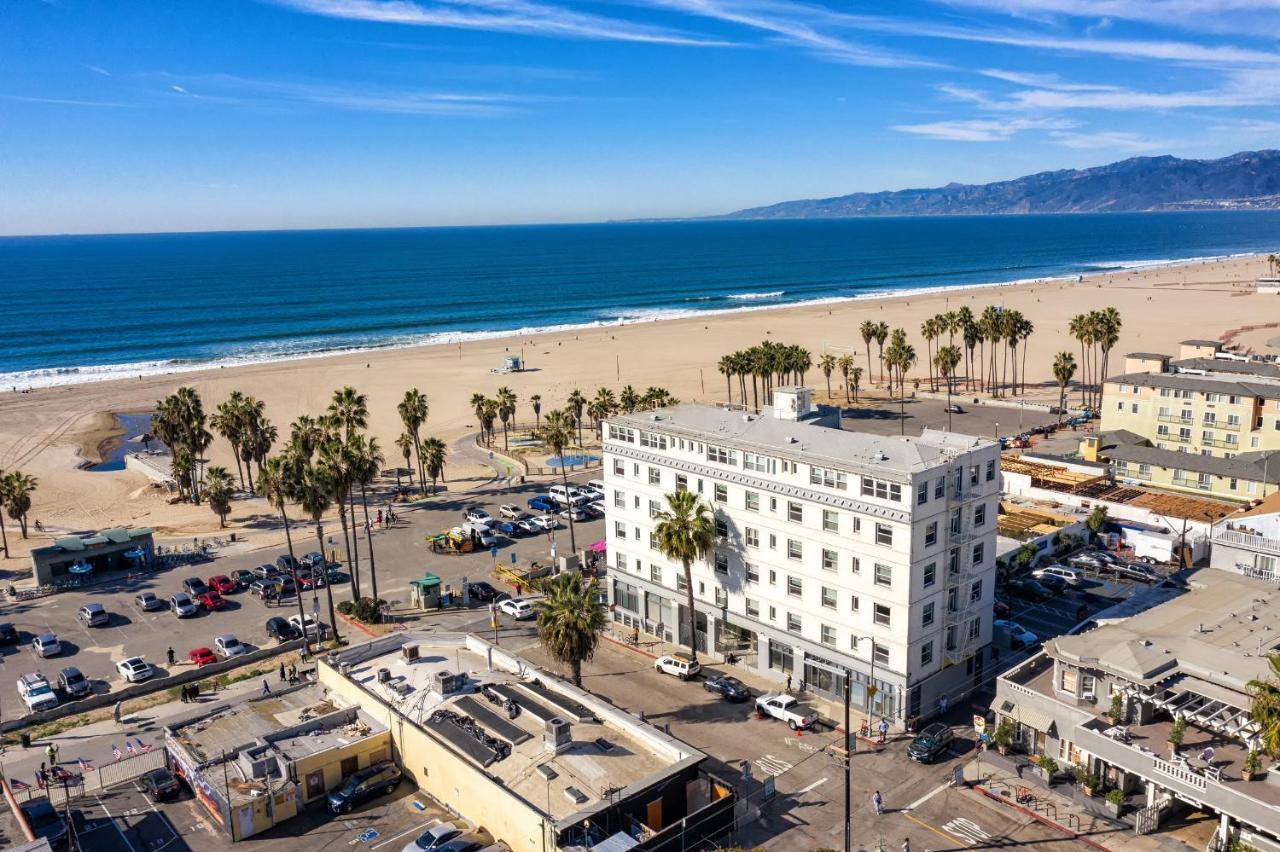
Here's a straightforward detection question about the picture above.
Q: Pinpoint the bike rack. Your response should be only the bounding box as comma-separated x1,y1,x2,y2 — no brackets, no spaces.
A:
1065,814,1079,831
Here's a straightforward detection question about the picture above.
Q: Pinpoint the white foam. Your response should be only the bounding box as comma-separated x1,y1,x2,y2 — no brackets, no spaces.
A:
727,290,785,300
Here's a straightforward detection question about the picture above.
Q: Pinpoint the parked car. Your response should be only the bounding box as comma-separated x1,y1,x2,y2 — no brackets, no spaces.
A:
577,482,604,500
254,564,279,581
288,613,323,637
135,767,183,802
516,518,539,535
993,599,1011,619
0,622,19,644
1007,578,1052,601
1111,563,1161,583
532,515,559,531
1069,553,1105,570
327,762,402,813
754,694,817,730
468,581,499,602
77,602,109,627
298,570,326,590
1032,565,1086,586
300,551,325,568
18,672,58,712
493,520,519,537
994,619,1038,649
404,822,463,852
214,634,246,657
944,404,965,414
188,647,217,667
265,616,300,643
907,723,955,763
457,523,497,548
230,568,256,589
276,554,298,574
208,575,238,594
19,798,68,848
1036,573,1068,594
170,592,198,618
135,591,165,612
498,504,522,519
654,653,700,681
434,837,485,852
549,485,591,507
182,577,209,597
33,633,61,657
249,579,276,598
117,656,154,683
197,591,226,611
585,501,606,518
527,495,559,512
57,666,92,699
703,675,750,701
498,598,535,620
585,479,606,495
464,507,493,525
559,505,589,522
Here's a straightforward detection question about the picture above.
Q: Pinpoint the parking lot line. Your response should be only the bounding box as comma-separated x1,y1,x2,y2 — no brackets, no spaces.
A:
370,818,439,849
95,794,139,852
904,780,950,811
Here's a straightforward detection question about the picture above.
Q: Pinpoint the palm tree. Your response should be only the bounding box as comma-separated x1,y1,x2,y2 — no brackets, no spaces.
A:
717,354,736,406
537,410,579,553
935,345,962,430
567,389,587,448
212,392,248,491
1096,307,1122,403
328,386,369,441
2,471,37,538
921,317,939,392
394,432,413,491
619,385,641,414
422,437,447,494
850,366,863,403
496,386,517,452
979,306,1002,396
654,490,716,663
470,392,488,436
241,400,274,488
1247,653,1280,757
873,321,890,385
589,387,617,430
1052,352,1077,425
1016,314,1035,395
398,388,429,495
535,571,607,688
479,399,499,447
203,465,235,528
256,455,309,643
1068,312,1094,407
818,353,836,400
530,394,542,429
319,439,360,600
0,470,9,557
962,314,981,393
294,461,342,644
350,435,384,605
860,320,876,385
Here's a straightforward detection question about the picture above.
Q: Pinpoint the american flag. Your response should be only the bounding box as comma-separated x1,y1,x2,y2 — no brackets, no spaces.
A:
125,741,136,755
11,778,30,791
111,744,122,761
137,740,152,754
78,758,94,773
35,773,45,790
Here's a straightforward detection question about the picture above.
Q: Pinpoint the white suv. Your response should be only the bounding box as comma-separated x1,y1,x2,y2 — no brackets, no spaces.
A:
1033,564,1086,586
18,672,58,712
655,653,701,681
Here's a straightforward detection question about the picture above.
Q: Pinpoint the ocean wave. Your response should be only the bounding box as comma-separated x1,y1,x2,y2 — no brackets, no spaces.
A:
727,290,785,300
1079,253,1235,272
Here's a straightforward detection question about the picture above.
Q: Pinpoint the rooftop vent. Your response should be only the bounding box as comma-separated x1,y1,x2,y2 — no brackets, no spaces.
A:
564,787,588,805
650,414,663,421
742,414,754,423
536,765,558,781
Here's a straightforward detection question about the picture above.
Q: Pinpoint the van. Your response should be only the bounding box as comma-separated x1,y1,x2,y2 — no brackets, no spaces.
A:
328,762,402,813
548,485,590,507
460,522,497,548
654,652,701,681
1033,564,1086,586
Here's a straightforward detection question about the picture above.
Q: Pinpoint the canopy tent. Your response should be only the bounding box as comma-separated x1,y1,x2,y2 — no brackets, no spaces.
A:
589,539,608,553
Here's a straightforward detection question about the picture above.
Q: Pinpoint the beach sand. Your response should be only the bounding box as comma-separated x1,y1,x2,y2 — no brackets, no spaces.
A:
0,253,1273,572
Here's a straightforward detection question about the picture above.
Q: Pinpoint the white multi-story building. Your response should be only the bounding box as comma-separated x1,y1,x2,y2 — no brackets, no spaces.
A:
603,388,1000,727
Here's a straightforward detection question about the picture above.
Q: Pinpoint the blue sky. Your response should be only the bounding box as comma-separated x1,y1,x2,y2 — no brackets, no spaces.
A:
3,0,1279,234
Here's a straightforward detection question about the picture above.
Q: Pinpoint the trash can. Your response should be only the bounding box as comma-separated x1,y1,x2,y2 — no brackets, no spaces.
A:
20,732,31,748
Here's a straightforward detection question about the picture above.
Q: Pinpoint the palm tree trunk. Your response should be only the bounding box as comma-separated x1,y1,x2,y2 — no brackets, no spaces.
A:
279,506,308,652
725,374,733,405
865,344,872,384
560,465,578,554
316,523,342,644
337,499,359,601
1078,341,1087,405
572,658,582,688
1021,341,1029,395
413,433,426,495
0,512,8,558
231,444,245,492
361,484,379,606
503,420,509,453
682,558,699,663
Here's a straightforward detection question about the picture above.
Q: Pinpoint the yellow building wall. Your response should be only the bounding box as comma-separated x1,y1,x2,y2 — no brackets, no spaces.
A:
231,785,299,841
1102,382,1280,459
292,730,392,803
321,665,547,852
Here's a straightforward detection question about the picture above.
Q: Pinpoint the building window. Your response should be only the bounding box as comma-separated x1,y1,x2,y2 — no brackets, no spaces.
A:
707,445,736,465
614,521,626,538
650,564,662,584
970,579,982,602
787,575,803,597
714,586,728,607
821,624,837,647
675,573,687,593
810,466,848,490
768,606,777,622
743,452,774,473
609,424,636,442
769,497,778,512
986,460,996,481
715,518,728,538
968,617,980,640
874,563,892,587
714,483,727,502
823,510,838,533
613,459,625,476
873,642,890,666
745,527,759,548
745,598,759,618
972,542,985,565
974,504,986,527
787,539,803,560
917,480,929,505
647,499,660,518
613,490,625,509
745,563,759,583
821,586,837,608
769,643,793,672
649,531,658,550
648,466,661,485
875,523,893,546
675,473,687,492
639,430,667,450
850,594,860,612
921,641,934,666
861,477,902,502
744,490,759,511
873,603,891,627
922,601,934,627
786,613,802,633
851,556,861,574
925,522,937,547
923,562,937,587
787,502,803,523
715,552,729,574
822,549,838,572
935,477,945,499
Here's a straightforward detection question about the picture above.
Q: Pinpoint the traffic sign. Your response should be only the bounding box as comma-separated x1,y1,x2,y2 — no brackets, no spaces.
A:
973,715,986,734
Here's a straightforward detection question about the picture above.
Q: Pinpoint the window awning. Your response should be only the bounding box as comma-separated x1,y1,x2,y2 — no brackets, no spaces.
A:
993,699,1057,736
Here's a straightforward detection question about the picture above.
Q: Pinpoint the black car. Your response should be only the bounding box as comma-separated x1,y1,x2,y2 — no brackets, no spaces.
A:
0,622,19,644
468,582,499,602
1007,578,1053,601
135,767,183,802
20,798,68,848
1036,574,1068,594
907,723,955,763
276,554,298,573
265,616,300,643
182,577,209,597
702,675,750,702
327,762,402,813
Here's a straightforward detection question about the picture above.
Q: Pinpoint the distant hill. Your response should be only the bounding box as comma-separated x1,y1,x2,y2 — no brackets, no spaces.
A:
717,150,1280,219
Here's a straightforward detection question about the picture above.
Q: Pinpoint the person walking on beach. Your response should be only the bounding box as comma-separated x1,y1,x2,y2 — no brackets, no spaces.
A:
113,701,123,725
166,646,175,666
279,662,286,683
903,839,910,852
261,679,271,697
871,790,883,816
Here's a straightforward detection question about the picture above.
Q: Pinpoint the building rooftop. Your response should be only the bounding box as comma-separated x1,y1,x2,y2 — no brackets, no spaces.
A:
330,634,703,825
1101,430,1272,485
1234,490,1280,520
609,403,994,477
1126,352,1171,361
1181,339,1223,348
1046,570,1280,694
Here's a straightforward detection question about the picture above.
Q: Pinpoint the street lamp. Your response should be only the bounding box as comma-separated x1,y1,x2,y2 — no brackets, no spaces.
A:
844,635,878,852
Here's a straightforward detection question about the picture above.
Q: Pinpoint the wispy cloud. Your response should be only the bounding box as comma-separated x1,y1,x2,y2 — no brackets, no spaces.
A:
977,68,1118,92
934,0,1280,38
0,94,135,108
269,0,734,46
893,117,1073,141
1048,129,1161,150
83,64,111,76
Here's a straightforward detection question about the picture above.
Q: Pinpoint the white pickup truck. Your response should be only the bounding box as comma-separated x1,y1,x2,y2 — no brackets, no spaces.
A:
755,694,818,730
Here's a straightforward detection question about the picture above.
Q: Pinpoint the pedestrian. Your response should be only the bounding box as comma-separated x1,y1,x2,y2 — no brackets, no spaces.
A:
279,661,287,682
376,509,382,527
878,717,890,743
872,790,883,816
167,646,175,666
785,674,792,694
45,743,59,766
261,679,271,697
39,762,46,781
290,664,298,682
180,684,188,703
113,700,123,725
903,839,910,852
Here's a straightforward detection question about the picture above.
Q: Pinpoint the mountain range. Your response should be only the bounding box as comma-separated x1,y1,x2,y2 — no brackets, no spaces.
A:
717,150,1280,219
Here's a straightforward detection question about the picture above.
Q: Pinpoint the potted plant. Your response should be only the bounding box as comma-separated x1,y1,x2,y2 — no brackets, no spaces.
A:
1168,717,1186,753
992,719,1015,756
1108,693,1126,724
1033,755,1058,783
1074,766,1101,797
1243,750,1263,781
1104,788,1126,816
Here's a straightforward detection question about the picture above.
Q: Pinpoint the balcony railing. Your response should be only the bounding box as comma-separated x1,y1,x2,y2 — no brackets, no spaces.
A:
1201,437,1241,450
1214,529,1280,557
1201,419,1242,431
1158,414,1194,425
1158,432,1193,444
1172,477,1213,491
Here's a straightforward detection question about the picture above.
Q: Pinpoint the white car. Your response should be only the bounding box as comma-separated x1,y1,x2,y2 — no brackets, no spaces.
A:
516,518,539,535
289,613,323,637
498,598,535,620
116,657,154,683
214,634,247,657
1033,564,1086,586
994,619,1038,649
463,507,493,526
576,483,603,501
654,653,700,680
585,500,606,518
559,506,589,522
533,515,559,531
33,633,62,658
585,479,605,495
498,504,522,519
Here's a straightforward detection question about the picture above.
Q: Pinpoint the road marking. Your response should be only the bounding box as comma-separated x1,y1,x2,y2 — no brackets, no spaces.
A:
796,777,828,794
143,793,182,851
942,817,991,847
96,794,139,852
755,755,793,776
371,819,439,849
904,780,950,811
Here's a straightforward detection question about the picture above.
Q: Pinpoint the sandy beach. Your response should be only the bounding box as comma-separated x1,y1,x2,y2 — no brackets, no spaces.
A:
0,253,1273,572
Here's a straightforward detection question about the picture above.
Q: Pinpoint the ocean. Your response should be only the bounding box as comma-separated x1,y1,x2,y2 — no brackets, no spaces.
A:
2,211,1278,389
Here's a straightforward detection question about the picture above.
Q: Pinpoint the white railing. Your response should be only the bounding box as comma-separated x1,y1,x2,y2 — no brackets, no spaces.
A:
1153,758,1209,791
1214,529,1280,557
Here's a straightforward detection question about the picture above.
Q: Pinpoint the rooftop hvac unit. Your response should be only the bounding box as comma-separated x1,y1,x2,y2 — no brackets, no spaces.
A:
338,661,352,677
377,667,391,684
402,644,420,662
435,670,467,695
544,717,572,754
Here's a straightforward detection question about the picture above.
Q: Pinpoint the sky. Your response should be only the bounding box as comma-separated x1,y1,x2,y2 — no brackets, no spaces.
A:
3,0,1280,235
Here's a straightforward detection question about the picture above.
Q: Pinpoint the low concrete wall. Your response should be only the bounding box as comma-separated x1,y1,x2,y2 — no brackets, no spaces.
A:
2,639,304,733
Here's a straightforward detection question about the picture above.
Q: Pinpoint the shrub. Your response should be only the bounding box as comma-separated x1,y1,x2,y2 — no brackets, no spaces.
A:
1108,693,1125,723
1073,767,1100,790
350,597,386,624
1169,717,1187,746
337,600,355,616
992,719,1014,750
1105,788,1125,805
1244,750,1262,774
1034,756,1058,774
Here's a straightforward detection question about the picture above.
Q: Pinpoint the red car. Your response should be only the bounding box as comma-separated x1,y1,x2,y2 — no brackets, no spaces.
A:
207,575,237,594
188,647,216,666
994,599,1011,619
298,572,326,590
197,591,225,611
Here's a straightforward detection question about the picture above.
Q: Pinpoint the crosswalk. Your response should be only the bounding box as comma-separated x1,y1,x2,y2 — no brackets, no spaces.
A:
754,754,794,776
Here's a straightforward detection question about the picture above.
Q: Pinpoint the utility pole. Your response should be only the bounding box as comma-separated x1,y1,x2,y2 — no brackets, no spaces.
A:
843,675,852,852
62,774,76,851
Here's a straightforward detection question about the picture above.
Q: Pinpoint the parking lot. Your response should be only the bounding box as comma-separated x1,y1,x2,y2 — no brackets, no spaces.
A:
0,471,604,724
